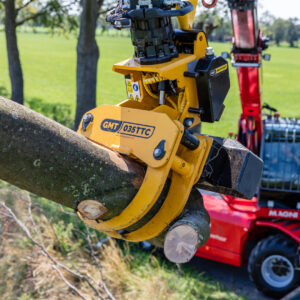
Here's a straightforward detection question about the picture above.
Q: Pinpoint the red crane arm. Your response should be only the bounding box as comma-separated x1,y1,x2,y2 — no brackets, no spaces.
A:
228,0,268,155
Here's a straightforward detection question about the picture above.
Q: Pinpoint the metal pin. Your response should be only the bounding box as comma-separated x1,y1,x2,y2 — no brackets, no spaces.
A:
159,90,165,105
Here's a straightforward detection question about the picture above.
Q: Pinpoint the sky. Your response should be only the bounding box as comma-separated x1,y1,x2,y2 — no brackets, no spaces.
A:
259,0,300,19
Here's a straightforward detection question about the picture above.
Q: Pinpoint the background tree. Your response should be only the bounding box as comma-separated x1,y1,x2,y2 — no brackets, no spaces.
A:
272,18,287,46
74,0,100,130
0,0,77,105
193,0,229,38
297,23,300,43
74,0,114,130
259,11,275,40
285,18,299,47
210,13,231,42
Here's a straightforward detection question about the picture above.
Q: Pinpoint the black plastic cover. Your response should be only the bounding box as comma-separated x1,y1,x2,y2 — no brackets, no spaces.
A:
185,56,230,123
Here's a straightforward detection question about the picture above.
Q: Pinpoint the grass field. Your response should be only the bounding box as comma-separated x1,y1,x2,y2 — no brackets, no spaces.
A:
0,32,299,136
0,182,247,300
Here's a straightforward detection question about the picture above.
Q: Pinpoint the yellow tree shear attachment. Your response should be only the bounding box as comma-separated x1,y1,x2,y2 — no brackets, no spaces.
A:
76,0,263,263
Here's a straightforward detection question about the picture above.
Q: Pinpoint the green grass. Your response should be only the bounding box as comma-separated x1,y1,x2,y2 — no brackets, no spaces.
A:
0,182,247,300
0,32,300,137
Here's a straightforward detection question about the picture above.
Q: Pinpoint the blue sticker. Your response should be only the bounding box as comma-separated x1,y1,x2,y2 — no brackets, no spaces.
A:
133,84,139,92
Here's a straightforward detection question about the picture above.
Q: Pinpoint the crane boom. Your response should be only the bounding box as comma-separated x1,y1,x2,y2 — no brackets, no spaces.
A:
227,0,269,154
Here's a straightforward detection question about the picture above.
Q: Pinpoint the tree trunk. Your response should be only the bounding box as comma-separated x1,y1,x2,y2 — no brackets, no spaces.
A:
74,0,100,130
0,97,144,217
193,22,218,38
204,23,218,39
4,0,24,104
161,189,210,263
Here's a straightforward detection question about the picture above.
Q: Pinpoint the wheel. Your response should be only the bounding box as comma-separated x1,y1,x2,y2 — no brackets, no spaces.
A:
248,234,300,298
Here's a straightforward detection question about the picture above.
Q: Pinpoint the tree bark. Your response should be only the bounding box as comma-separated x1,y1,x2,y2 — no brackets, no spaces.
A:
74,0,100,130
4,0,24,104
0,97,145,218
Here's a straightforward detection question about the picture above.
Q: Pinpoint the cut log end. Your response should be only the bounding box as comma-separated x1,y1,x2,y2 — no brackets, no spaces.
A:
163,224,200,264
77,199,108,220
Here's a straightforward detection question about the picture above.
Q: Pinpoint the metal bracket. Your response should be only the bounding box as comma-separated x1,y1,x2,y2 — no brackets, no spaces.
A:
77,105,213,241
232,62,261,68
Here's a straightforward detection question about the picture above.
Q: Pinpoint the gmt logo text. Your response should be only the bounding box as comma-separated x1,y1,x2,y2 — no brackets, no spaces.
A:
101,119,155,139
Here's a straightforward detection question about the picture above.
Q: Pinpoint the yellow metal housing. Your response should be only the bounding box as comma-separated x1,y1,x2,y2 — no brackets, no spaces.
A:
77,8,214,241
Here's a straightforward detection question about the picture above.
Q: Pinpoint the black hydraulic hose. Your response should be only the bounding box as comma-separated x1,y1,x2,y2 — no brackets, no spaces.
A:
127,2,194,19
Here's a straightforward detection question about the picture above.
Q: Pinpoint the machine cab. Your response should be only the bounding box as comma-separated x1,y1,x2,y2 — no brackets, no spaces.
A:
260,116,300,210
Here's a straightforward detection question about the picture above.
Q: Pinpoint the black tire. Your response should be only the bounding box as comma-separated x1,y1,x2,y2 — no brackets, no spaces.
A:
248,234,300,298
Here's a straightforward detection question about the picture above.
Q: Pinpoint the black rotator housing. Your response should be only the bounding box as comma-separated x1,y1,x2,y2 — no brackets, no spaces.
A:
106,0,193,64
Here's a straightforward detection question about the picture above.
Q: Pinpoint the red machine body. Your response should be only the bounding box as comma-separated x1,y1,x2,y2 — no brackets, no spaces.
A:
195,0,300,279
197,192,300,267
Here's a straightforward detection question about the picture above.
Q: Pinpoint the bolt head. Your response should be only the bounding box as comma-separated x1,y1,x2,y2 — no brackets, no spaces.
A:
185,119,193,127
82,113,94,131
83,113,93,122
205,47,214,57
184,118,194,128
153,148,162,158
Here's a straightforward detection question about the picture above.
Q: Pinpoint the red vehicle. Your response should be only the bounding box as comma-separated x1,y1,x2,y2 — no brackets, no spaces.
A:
196,1,300,298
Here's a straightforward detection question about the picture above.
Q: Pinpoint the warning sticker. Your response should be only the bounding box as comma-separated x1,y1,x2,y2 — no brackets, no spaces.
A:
126,79,141,101
210,64,228,77
216,64,228,74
